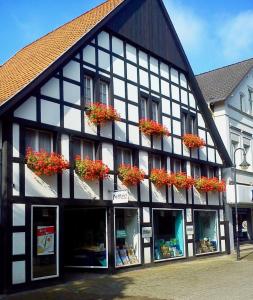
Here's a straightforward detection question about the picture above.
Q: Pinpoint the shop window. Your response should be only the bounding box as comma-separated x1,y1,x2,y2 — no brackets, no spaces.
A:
99,80,109,105
151,100,159,122
117,148,132,168
115,208,140,267
194,210,219,255
64,208,108,268
25,128,53,152
153,209,185,261
140,96,148,119
152,154,162,169
32,206,58,280
84,75,93,105
72,138,95,160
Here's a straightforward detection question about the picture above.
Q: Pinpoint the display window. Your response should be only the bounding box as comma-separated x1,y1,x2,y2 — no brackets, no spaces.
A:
153,209,185,261
194,210,219,255
114,208,141,267
31,206,59,280
64,208,108,268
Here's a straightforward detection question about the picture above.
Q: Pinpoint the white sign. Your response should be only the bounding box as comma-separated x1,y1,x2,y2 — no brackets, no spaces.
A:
113,190,129,204
186,225,194,236
142,227,152,238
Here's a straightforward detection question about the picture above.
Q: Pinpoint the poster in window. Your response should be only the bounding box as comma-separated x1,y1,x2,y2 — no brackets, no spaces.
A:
37,226,55,256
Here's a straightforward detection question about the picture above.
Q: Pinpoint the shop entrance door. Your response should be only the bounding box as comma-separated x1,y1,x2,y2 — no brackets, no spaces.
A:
64,208,108,268
232,208,253,242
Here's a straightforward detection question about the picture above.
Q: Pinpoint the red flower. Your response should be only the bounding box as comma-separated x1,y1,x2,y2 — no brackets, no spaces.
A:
182,134,205,149
139,119,170,137
169,172,195,190
150,169,170,188
86,102,120,125
195,177,226,192
118,164,145,186
26,148,69,176
75,156,110,181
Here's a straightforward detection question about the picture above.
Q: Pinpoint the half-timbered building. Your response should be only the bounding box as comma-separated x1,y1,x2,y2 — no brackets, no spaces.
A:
0,0,232,293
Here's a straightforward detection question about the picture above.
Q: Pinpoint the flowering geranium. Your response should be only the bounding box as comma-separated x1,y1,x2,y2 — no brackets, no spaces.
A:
86,102,120,125
26,148,69,176
139,119,170,137
169,172,195,190
150,169,170,188
75,156,110,181
195,177,226,192
182,134,205,149
118,164,145,186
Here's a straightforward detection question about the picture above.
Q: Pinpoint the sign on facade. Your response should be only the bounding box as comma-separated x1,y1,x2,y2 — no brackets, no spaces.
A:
186,225,194,236
142,227,152,238
113,190,129,204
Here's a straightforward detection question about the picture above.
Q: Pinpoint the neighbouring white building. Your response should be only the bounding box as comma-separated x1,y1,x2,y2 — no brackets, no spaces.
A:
197,58,253,251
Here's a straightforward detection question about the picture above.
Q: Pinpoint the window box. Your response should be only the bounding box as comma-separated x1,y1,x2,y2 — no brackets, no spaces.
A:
139,119,170,137
150,169,170,188
182,134,205,149
118,164,145,186
169,172,195,190
86,102,120,125
194,177,226,192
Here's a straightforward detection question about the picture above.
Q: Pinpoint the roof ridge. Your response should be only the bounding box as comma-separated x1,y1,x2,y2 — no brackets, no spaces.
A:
1,0,113,68
196,56,253,77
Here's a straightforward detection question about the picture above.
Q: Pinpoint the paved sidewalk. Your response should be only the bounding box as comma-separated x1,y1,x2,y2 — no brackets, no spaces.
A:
3,246,253,300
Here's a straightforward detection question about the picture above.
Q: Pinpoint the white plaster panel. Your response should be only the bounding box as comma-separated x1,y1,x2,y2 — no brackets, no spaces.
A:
188,243,194,257
127,83,138,102
126,44,137,63
103,175,114,200
162,98,171,115
198,113,205,128
113,56,125,77
216,151,222,164
208,191,220,206
171,102,181,118
41,78,60,99
150,75,159,93
14,96,37,121
144,247,151,264
13,123,19,157
183,144,190,158
83,45,96,65
186,208,192,222
64,106,81,131
144,238,150,244
207,132,214,146
141,134,151,148
13,204,25,226
114,99,126,119
98,50,110,71
61,134,69,160
12,261,26,284
198,129,206,143
180,73,187,88
113,78,125,98
99,71,110,78
74,173,99,199
171,84,180,101
193,188,206,205
84,114,97,135
117,177,138,202
139,151,149,173
63,60,80,82
173,137,182,155
171,68,179,84
199,146,207,161
115,121,126,142
140,70,149,88
127,63,138,82
220,224,225,237
208,147,215,163
62,170,70,198
150,57,159,74
102,143,114,170
161,80,170,97
173,187,187,204
100,122,112,139
63,81,80,105
13,232,25,255
25,166,57,197
221,240,226,252
189,93,196,108
112,36,124,56
128,104,139,123
160,64,169,80
143,207,150,223
163,136,172,152
140,179,150,202
153,136,162,150
152,184,166,203
172,120,181,136
220,209,224,221
181,89,188,105
97,31,110,50
128,124,139,145
13,163,20,196
139,51,148,68
41,100,60,127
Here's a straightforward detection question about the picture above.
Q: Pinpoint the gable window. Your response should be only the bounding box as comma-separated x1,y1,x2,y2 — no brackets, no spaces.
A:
84,75,93,105
182,110,197,135
117,148,132,168
25,129,52,152
99,80,109,105
151,154,162,169
140,96,148,119
72,138,95,160
151,100,159,122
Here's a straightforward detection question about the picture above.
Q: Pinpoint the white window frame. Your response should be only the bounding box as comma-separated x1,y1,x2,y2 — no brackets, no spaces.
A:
84,75,93,105
151,100,159,122
140,96,148,119
99,80,109,105
25,128,53,152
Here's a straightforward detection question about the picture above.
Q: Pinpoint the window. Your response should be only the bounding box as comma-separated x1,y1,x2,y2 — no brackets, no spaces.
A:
182,112,188,135
240,93,246,113
231,135,239,163
192,163,201,178
84,75,93,105
99,81,109,105
140,96,148,119
207,166,216,178
72,138,94,160
152,154,162,169
151,100,159,122
190,115,197,134
117,148,132,167
25,129,52,152
173,159,183,173
243,138,251,170
249,89,253,114
182,111,197,134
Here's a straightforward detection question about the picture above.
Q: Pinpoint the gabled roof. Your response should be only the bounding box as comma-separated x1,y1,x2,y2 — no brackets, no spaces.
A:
0,0,123,104
196,58,253,103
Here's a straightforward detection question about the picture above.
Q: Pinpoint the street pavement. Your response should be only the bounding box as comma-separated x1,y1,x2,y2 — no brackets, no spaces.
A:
3,245,253,300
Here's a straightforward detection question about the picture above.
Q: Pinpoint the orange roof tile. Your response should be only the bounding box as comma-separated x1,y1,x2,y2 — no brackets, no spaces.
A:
0,0,124,104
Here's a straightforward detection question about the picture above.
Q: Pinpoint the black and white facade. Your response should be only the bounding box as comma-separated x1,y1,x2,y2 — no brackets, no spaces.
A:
0,0,232,293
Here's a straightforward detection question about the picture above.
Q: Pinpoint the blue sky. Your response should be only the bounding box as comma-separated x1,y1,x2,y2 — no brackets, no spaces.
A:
1,0,253,74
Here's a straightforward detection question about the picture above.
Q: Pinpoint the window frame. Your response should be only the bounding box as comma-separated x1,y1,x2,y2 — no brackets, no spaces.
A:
117,147,133,168
72,138,96,160
83,74,94,106
99,79,110,105
25,128,53,153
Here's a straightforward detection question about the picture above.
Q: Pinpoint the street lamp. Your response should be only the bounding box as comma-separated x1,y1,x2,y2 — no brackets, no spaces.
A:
233,148,250,260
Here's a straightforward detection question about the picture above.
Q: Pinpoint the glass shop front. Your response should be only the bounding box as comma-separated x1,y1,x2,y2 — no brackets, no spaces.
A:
114,208,141,267
194,210,219,255
153,209,185,261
